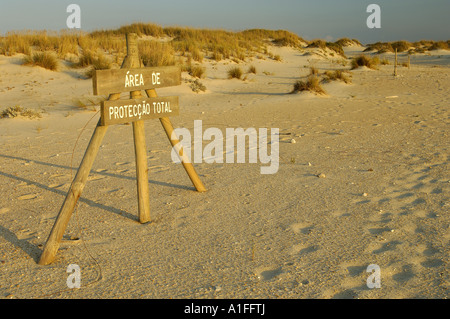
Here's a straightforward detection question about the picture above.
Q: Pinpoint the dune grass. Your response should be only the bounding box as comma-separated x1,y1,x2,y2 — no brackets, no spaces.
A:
1,24,310,69
228,66,243,79
351,54,379,70
334,38,361,47
189,79,207,93
84,53,112,78
322,70,352,84
247,65,257,74
74,50,96,68
22,51,59,71
428,41,449,51
307,40,346,58
291,75,326,95
309,66,319,75
183,64,206,78
2,24,448,71
364,40,449,54
1,105,42,119
139,41,176,67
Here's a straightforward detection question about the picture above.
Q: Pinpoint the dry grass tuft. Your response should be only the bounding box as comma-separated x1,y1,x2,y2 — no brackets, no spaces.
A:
189,79,206,93
322,70,352,84
292,75,326,95
22,51,59,71
227,66,243,79
74,50,96,68
428,41,449,51
309,66,319,75
84,53,112,78
307,40,346,57
391,41,412,52
139,41,176,67
1,105,42,119
247,65,257,74
351,54,379,70
184,64,205,78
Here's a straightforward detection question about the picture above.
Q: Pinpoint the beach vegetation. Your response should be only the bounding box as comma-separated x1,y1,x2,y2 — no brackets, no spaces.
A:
291,75,326,95
22,51,59,71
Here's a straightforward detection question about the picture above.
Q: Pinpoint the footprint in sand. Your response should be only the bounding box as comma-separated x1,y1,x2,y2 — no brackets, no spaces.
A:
48,183,71,190
345,265,368,278
17,193,39,200
372,240,403,254
290,244,319,256
254,266,283,281
290,222,315,235
371,159,448,219
0,207,11,214
16,229,38,240
149,165,170,172
87,175,107,182
392,264,417,283
420,258,444,268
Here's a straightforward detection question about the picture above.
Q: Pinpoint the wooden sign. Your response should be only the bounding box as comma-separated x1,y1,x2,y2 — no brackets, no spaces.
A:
93,66,181,95
38,33,206,266
100,96,179,126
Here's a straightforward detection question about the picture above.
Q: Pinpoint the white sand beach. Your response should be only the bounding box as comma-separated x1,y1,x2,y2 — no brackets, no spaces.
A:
0,40,449,299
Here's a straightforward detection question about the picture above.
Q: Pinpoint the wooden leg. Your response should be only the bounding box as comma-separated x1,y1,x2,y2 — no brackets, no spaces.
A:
394,48,398,76
38,119,108,265
145,89,206,193
130,89,151,223
159,117,206,192
132,119,151,223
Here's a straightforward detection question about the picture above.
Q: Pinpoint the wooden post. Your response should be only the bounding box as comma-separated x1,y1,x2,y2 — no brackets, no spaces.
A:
39,33,151,265
132,98,151,224
146,88,206,193
124,33,151,223
394,48,398,76
38,94,119,265
408,54,411,69
39,32,204,265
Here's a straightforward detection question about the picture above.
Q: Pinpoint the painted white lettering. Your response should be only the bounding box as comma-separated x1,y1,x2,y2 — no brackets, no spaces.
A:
152,72,161,85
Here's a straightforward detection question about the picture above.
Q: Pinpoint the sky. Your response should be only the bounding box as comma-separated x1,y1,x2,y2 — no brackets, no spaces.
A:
0,0,449,44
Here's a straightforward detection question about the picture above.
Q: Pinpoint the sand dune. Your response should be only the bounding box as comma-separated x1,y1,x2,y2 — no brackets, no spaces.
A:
0,42,448,299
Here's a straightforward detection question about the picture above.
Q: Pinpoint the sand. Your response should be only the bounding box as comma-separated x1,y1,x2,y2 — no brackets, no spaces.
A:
0,44,448,299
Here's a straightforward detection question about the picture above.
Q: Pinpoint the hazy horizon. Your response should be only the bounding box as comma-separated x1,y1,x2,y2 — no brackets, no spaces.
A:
1,0,449,44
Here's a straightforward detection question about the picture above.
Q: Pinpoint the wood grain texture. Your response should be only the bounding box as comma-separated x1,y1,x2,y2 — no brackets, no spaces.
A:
93,66,181,95
100,96,179,126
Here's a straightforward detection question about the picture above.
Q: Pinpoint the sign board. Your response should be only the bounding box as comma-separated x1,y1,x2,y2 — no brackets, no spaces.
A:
93,66,181,95
38,33,205,266
100,96,179,126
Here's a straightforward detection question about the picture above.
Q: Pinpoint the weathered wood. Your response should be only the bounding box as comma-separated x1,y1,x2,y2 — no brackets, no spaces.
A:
100,96,179,126
39,33,150,265
146,89,206,193
38,94,119,265
125,33,152,224
394,48,398,76
39,32,202,265
131,93,151,224
93,66,181,95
